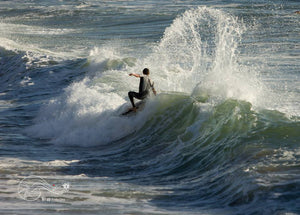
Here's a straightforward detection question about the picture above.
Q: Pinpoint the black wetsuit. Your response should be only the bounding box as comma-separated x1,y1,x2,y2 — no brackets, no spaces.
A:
128,75,152,108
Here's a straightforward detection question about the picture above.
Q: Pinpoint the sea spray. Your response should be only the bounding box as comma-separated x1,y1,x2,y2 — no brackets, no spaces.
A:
143,7,265,108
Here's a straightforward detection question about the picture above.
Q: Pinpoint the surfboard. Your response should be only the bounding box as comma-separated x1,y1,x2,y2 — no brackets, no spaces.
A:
121,101,145,116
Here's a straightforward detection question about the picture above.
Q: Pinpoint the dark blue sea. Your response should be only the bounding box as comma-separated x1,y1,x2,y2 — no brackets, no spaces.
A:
0,0,299,214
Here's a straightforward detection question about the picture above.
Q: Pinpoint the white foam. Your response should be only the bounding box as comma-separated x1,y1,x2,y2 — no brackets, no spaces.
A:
0,37,83,60
26,68,156,145
20,76,35,86
0,157,79,169
0,22,77,36
46,160,80,166
0,99,15,111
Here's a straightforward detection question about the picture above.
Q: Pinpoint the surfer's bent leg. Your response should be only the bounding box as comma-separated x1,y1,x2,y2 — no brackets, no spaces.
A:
128,91,138,107
128,91,147,108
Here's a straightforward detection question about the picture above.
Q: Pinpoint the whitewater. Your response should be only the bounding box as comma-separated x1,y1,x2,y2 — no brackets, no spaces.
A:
0,1,299,215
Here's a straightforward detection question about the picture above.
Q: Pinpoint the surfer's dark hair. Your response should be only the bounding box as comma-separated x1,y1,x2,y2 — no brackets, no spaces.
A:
143,68,149,75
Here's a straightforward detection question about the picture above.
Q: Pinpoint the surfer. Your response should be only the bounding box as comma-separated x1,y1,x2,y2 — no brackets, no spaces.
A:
128,68,156,112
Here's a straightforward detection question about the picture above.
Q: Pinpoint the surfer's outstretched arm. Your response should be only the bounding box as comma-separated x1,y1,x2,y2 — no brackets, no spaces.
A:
129,73,140,78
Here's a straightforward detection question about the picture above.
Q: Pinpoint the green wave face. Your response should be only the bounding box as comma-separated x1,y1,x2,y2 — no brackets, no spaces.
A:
117,93,300,209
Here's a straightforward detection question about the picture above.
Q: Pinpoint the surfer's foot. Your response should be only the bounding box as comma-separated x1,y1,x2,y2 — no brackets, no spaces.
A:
129,107,137,112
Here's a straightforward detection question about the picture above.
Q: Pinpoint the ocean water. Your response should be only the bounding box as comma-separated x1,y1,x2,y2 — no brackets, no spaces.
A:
0,0,299,214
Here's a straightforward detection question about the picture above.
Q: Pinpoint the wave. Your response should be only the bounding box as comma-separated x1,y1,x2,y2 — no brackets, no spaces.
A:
96,96,299,212
34,92,298,212
0,0,299,213
21,7,300,148
0,3,298,214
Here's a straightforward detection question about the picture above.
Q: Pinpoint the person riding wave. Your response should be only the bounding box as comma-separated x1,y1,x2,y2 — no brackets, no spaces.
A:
128,68,156,112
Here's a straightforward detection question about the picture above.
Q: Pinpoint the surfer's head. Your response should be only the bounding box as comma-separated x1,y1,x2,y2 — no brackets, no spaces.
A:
143,68,150,75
